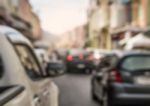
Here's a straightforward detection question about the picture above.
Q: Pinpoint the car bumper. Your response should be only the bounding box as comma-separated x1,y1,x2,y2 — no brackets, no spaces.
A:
110,83,150,105
112,93,150,105
67,61,95,71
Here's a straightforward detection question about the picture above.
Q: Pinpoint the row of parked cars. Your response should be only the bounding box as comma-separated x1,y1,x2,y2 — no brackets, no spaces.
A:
91,50,150,106
0,25,65,106
64,49,108,73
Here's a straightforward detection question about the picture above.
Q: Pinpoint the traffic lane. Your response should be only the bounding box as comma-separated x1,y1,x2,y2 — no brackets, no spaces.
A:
53,73,99,106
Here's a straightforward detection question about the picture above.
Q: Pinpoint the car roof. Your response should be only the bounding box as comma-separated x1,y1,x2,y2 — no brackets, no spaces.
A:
115,50,150,58
0,25,31,45
34,48,47,54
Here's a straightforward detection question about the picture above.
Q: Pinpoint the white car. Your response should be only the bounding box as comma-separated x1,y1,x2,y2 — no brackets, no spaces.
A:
0,25,61,106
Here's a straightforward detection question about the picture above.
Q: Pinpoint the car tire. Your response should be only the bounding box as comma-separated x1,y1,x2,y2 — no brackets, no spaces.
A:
91,85,97,100
92,92,98,101
91,78,98,101
101,91,112,106
102,92,108,106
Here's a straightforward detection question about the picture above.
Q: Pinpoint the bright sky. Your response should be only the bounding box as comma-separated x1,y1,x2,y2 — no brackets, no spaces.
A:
30,0,89,35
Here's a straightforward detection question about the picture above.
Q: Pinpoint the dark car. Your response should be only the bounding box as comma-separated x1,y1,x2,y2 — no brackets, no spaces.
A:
66,49,95,73
47,60,66,76
91,51,150,106
91,50,116,71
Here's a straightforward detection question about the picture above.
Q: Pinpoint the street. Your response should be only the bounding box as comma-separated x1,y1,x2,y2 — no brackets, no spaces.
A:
53,73,99,106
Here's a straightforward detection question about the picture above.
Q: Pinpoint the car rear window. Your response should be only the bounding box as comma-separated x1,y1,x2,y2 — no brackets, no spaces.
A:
69,50,86,56
121,55,150,71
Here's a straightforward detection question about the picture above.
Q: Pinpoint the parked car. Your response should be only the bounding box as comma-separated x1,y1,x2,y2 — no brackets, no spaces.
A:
47,60,66,76
34,48,50,69
91,51,150,106
91,49,112,71
66,49,95,73
54,48,68,60
35,48,66,77
0,25,62,106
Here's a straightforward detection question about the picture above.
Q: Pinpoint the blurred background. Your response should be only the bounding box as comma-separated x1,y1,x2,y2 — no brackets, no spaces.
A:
0,0,149,50
1,0,150,106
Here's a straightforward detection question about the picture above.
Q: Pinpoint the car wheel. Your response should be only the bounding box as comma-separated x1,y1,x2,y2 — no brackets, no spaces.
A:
91,85,97,100
58,70,64,74
101,91,111,106
91,78,98,101
48,70,55,76
67,68,73,73
102,92,108,106
92,91,98,101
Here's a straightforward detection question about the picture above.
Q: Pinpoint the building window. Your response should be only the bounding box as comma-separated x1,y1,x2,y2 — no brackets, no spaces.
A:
96,0,101,6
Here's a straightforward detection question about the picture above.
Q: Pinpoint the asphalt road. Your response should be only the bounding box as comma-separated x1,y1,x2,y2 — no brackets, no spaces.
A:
53,73,99,106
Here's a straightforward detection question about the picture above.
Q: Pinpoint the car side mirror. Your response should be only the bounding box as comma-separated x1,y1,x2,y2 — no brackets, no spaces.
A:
46,62,66,77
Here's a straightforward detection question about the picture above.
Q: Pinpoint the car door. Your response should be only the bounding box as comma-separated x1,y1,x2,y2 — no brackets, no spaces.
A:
14,44,52,106
0,35,35,106
93,72,104,99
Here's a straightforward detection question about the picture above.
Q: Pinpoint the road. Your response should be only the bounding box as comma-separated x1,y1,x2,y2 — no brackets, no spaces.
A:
53,73,99,106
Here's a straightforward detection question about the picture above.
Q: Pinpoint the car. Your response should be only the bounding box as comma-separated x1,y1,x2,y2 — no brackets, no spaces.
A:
54,48,68,60
91,51,150,106
66,49,95,73
0,25,62,106
91,49,112,71
34,48,50,69
47,60,66,76
35,48,66,77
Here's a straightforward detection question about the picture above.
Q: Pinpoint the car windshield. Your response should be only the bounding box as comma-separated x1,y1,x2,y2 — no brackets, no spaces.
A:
69,49,86,56
122,55,150,71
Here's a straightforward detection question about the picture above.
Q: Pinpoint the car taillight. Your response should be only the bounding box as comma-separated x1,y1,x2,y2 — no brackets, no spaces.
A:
67,55,73,61
112,69,123,83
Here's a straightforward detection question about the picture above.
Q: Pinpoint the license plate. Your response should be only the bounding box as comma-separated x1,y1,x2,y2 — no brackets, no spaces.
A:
134,77,150,85
77,64,85,68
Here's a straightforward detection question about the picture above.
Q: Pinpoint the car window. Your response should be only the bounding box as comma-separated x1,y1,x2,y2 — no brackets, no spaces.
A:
14,45,42,79
121,55,150,71
69,49,85,56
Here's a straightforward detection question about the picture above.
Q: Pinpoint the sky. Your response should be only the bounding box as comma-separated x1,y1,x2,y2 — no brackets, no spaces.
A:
30,0,89,35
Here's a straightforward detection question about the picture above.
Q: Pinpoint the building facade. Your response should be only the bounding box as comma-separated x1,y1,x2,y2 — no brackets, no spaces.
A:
87,0,111,49
0,0,42,41
88,0,150,49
